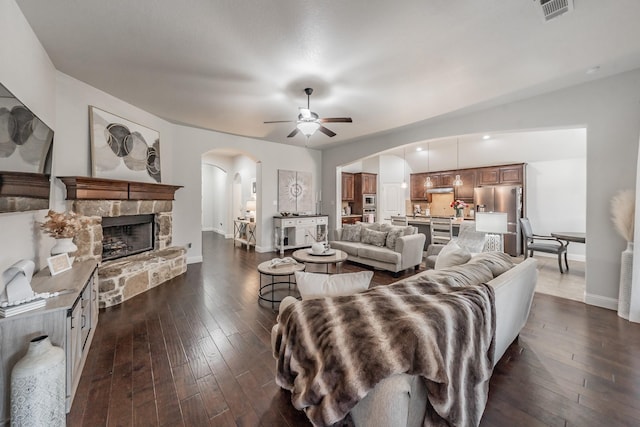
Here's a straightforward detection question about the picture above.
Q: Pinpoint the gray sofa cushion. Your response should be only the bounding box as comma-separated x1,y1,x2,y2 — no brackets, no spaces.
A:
358,222,381,232
358,245,401,264
341,224,361,242
361,228,388,247
329,240,361,256
467,251,515,277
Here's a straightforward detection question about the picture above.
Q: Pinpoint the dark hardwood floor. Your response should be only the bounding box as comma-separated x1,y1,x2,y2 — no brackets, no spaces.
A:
68,232,640,426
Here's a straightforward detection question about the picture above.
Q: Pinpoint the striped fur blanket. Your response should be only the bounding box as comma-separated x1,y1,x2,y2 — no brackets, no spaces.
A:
274,280,496,427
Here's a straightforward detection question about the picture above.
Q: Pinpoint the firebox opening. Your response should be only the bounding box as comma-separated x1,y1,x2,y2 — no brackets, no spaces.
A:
102,214,155,261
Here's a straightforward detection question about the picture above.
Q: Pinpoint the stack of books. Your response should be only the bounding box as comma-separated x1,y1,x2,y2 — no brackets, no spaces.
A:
0,298,46,318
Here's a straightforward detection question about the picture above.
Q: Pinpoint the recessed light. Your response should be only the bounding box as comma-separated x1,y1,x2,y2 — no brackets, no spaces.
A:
416,147,422,152
482,135,490,140
586,66,600,75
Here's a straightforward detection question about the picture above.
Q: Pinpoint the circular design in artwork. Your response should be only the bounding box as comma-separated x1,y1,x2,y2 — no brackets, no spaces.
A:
105,123,132,157
0,108,16,157
122,131,148,171
10,106,34,145
146,139,161,182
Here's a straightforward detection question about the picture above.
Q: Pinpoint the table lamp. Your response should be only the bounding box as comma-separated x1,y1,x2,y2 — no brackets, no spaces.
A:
246,199,256,222
475,212,508,252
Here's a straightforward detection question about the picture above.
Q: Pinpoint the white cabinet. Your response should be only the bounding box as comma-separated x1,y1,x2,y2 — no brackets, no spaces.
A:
273,215,329,255
0,261,99,423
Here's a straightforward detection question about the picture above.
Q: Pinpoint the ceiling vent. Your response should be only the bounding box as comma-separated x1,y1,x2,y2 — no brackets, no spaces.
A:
536,0,574,22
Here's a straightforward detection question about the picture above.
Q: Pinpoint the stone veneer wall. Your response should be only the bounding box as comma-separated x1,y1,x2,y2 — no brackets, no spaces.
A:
0,196,49,213
68,199,186,308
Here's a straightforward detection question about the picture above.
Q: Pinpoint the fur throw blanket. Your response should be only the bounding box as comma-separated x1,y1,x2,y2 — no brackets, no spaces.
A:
274,280,496,427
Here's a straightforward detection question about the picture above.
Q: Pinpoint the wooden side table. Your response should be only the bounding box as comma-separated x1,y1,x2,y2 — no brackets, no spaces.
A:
257,261,305,308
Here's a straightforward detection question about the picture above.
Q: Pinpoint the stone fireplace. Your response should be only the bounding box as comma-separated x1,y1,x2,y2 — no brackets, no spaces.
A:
60,176,186,308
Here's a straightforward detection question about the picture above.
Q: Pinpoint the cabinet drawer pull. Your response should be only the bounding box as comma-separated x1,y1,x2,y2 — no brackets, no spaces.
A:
81,315,86,328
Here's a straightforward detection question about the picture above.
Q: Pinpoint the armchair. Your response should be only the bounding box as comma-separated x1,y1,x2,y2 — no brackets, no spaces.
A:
519,217,568,273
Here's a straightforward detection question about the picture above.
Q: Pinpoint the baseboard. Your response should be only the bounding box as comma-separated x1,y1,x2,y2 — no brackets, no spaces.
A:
531,252,585,262
255,245,273,253
584,293,617,311
225,233,233,239
187,255,203,264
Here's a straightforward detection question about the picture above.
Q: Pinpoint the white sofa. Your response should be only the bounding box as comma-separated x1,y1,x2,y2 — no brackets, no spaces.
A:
330,222,426,275
272,255,538,426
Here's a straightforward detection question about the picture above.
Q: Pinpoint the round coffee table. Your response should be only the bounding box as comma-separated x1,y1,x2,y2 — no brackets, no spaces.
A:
292,248,348,274
257,260,305,309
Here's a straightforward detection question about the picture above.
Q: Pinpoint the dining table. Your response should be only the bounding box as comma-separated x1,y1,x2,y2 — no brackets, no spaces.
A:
551,231,586,247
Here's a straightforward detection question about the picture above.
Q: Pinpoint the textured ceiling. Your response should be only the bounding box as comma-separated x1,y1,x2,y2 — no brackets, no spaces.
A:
15,0,640,149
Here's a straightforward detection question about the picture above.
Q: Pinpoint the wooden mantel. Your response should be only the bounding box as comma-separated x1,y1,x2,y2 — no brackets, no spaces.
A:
58,176,183,201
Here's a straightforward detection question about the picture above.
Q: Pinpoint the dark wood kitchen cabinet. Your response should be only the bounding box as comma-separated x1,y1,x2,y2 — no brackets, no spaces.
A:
453,170,476,201
477,164,524,186
356,173,377,194
410,173,429,201
341,173,354,201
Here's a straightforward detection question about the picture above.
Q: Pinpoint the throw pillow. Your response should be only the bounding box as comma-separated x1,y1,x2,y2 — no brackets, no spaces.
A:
361,228,388,247
341,224,362,242
295,271,374,300
385,226,405,250
467,251,514,277
434,241,472,270
357,222,381,232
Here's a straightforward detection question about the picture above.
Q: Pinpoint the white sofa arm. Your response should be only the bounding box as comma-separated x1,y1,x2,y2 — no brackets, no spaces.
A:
332,228,343,241
397,233,426,270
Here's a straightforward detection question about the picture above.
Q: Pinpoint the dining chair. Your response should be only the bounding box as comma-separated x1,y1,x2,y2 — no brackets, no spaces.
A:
519,217,568,273
424,217,454,269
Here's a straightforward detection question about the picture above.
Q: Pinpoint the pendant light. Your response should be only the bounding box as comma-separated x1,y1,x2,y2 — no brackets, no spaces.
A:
401,148,408,188
453,138,463,187
424,142,433,188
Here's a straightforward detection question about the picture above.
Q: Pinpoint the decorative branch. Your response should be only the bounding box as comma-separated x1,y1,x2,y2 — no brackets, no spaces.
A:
610,189,635,242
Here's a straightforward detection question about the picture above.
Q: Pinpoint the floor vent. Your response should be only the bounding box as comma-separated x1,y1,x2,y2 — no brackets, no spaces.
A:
538,0,574,22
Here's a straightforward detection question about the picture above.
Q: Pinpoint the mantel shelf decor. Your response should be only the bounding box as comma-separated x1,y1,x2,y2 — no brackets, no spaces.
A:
58,176,182,201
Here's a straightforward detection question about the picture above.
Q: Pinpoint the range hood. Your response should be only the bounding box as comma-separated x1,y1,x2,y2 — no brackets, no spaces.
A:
426,187,454,194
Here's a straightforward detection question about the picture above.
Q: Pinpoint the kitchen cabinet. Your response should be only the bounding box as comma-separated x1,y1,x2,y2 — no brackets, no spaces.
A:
438,172,455,187
410,173,429,201
352,173,377,214
454,170,476,201
0,261,99,423
341,215,362,224
341,173,354,201
499,165,523,184
356,173,377,194
477,164,524,186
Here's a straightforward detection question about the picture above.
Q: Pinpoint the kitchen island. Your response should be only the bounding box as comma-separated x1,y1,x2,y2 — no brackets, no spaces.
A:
405,217,474,249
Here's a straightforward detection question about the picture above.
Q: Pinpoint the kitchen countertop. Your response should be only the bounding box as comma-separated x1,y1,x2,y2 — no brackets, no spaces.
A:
341,214,363,218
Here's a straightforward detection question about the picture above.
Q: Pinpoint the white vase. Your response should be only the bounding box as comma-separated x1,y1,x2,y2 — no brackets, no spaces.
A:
11,335,66,426
618,241,633,320
51,237,78,263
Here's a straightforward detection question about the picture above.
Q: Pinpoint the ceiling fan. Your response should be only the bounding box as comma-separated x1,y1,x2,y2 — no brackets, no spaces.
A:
264,88,352,138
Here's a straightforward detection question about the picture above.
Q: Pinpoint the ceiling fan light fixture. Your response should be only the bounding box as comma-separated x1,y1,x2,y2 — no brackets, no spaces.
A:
297,121,320,137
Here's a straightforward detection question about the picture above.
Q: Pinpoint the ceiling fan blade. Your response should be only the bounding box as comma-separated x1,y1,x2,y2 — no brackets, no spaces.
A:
287,128,300,138
319,117,353,123
264,120,294,123
318,125,336,137
299,108,312,119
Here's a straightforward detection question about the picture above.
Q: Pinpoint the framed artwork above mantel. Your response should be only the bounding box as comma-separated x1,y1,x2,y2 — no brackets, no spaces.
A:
89,106,162,183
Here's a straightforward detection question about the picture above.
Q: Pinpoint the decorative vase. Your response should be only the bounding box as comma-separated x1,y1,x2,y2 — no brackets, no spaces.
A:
618,241,633,319
455,208,464,218
51,237,78,263
11,335,66,426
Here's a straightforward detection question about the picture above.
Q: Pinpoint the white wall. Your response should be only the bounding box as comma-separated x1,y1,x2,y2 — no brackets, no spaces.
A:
0,0,57,273
171,125,322,259
526,158,586,260
322,70,640,311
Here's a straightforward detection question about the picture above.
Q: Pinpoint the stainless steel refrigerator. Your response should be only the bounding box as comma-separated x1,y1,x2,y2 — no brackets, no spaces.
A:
473,185,522,256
